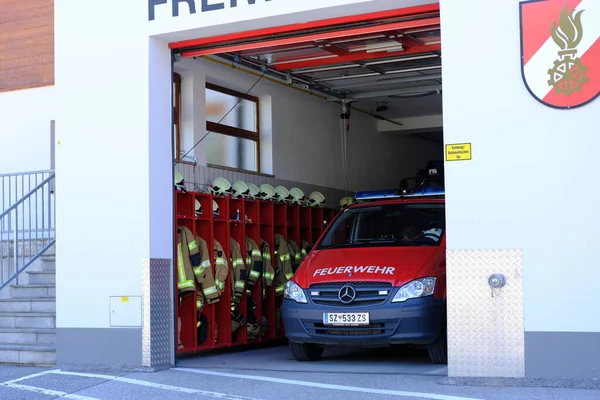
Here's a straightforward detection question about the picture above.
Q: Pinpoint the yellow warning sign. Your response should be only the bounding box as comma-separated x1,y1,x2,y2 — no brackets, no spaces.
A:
121,296,129,303
446,143,471,161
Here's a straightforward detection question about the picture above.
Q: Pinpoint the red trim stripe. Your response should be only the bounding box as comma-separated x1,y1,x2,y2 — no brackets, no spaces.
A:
169,4,439,50
181,18,440,58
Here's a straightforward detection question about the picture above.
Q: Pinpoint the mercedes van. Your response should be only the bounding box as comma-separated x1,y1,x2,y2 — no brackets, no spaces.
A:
281,186,447,364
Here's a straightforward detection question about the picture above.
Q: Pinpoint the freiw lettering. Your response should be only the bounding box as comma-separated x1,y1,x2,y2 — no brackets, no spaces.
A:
149,0,273,21
313,266,395,277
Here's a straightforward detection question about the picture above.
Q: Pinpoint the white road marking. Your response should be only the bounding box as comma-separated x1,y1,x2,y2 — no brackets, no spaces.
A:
0,382,101,400
0,368,55,384
46,369,262,400
172,367,485,400
524,0,599,100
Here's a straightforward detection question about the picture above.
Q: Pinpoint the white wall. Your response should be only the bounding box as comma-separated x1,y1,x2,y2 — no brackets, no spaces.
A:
176,58,441,193
441,0,600,334
53,0,437,366
0,86,54,174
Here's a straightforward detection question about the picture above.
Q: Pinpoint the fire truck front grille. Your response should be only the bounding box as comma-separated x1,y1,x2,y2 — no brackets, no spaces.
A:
308,282,392,307
304,321,397,336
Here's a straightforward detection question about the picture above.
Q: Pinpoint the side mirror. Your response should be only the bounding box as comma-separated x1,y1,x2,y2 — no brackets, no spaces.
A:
306,243,314,253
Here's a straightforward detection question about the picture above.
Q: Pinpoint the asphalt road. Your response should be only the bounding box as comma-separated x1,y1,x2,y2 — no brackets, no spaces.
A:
0,345,598,400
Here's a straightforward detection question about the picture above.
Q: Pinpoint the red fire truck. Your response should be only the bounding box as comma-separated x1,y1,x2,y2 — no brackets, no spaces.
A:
281,164,447,364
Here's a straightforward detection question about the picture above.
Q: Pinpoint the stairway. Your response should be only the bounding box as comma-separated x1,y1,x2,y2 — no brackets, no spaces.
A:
0,248,56,366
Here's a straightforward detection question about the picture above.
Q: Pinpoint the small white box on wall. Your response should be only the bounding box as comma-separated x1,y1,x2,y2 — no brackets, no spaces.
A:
109,296,142,327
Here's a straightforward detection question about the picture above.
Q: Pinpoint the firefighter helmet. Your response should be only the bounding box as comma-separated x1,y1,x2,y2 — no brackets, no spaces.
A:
308,191,326,207
175,170,186,192
232,180,250,198
275,186,292,203
210,177,233,196
247,182,260,199
289,187,306,205
213,200,220,217
339,196,355,210
195,199,202,215
258,184,278,201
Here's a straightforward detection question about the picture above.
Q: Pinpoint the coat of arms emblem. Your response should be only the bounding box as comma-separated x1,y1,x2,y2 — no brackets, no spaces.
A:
520,0,599,109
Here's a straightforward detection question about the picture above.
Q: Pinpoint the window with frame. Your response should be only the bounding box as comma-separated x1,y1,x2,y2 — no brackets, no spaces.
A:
205,82,260,172
173,73,182,160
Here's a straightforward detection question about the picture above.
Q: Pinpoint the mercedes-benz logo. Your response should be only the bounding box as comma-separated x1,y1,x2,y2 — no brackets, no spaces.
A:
338,285,356,304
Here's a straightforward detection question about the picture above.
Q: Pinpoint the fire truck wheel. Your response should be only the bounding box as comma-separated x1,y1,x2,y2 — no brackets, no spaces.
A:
289,341,324,361
427,326,448,364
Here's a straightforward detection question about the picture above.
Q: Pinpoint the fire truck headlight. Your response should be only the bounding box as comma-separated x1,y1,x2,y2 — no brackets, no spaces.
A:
392,277,437,303
284,280,308,304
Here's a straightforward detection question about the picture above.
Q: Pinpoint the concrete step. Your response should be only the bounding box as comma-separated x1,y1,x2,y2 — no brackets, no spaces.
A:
9,284,55,298
0,344,56,366
26,271,55,285
0,328,55,346
0,298,55,313
0,312,55,329
40,255,56,271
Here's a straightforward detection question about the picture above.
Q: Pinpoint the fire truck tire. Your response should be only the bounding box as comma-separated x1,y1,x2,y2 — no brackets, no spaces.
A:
427,326,448,364
289,341,324,361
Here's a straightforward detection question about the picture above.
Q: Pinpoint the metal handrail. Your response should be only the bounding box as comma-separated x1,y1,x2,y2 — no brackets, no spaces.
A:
0,172,55,290
0,169,55,178
1,170,54,213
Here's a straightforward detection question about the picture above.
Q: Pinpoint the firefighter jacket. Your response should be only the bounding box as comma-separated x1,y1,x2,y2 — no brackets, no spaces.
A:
274,234,294,296
214,239,229,296
177,226,201,295
230,237,247,301
245,237,263,288
195,236,219,305
288,239,302,271
260,239,274,287
300,239,310,261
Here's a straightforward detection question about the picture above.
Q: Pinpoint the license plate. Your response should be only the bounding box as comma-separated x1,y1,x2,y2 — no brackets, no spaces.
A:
322,312,369,326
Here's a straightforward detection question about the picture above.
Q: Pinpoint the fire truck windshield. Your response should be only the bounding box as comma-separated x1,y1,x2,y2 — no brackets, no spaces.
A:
317,203,446,250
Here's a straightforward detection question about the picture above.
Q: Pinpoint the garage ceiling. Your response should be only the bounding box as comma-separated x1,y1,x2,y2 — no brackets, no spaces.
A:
170,4,442,124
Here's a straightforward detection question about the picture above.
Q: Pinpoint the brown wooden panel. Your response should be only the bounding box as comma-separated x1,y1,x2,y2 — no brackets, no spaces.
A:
0,0,54,92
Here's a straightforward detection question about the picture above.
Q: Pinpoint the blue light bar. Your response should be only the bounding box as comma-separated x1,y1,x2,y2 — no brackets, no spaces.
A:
403,186,445,197
354,189,401,201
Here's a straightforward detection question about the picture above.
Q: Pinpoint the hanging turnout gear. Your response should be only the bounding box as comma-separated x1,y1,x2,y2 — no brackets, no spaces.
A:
197,312,209,345
245,237,263,288
229,237,246,302
288,239,302,273
194,236,219,305
260,239,275,289
246,291,260,340
176,226,201,295
300,239,310,261
274,234,294,296
213,239,229,296
178,316,183,349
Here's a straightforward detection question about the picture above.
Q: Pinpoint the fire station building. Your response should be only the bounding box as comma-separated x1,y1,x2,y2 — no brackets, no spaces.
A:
0,0,598,382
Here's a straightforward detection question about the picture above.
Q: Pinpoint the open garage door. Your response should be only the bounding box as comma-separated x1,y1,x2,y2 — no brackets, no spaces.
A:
169,4,441,128
171,2,447,367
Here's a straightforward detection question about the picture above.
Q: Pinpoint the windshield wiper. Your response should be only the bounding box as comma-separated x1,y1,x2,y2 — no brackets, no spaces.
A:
349,238,420,246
